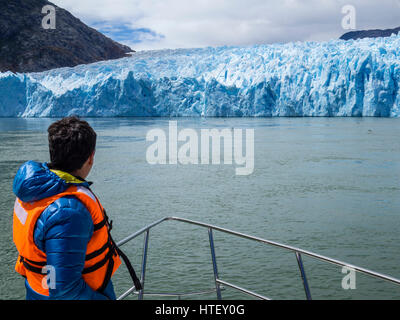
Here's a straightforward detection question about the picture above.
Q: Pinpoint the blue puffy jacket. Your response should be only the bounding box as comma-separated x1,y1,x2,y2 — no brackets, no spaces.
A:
13,161,116,300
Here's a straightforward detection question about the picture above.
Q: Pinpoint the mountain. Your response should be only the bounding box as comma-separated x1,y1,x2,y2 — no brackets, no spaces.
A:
1,34,399,118
340,26,400,40
0,0,133,73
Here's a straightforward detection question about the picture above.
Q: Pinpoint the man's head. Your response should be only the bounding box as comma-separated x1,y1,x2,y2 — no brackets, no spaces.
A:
48,116,97,179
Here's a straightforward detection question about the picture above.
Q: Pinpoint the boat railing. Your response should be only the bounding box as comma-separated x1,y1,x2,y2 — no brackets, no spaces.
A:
116,216,400,300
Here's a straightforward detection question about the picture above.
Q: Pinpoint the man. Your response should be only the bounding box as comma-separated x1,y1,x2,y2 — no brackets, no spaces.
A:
12,116,141,300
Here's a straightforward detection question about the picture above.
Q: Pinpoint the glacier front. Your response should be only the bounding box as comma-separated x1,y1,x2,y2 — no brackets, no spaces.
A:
1,35,400,117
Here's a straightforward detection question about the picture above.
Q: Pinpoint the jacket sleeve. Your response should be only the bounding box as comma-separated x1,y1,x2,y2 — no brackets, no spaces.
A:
34,196,111,300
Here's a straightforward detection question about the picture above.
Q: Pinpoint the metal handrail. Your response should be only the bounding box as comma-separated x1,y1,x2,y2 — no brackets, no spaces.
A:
129,287,225,299
116,216,400,300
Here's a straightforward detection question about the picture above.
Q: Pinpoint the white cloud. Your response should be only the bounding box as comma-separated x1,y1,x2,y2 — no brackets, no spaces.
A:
52,0,400,51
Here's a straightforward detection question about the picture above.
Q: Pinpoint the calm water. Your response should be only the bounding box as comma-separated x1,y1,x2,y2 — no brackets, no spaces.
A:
1,117,400,300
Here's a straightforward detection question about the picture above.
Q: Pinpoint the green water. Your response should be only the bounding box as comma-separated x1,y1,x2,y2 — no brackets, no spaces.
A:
1,118,400,300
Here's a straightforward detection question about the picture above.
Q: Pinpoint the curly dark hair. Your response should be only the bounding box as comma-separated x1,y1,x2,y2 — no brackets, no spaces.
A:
47,116,97,173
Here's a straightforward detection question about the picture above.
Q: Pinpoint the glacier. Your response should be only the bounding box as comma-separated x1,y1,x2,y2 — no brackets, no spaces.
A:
1,35,400,117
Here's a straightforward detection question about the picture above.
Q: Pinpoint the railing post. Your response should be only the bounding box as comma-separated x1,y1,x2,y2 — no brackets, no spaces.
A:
295,251,312,300
208,228,222,300
138,230,150,300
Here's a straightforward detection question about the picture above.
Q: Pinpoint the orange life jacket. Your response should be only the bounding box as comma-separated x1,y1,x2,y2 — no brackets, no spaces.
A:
13,185,122,296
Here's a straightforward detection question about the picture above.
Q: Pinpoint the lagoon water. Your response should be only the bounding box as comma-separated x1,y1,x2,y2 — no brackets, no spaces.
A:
1,117,400,300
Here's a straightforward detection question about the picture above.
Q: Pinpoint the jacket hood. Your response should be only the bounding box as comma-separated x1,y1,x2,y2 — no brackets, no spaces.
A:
13,161,90,203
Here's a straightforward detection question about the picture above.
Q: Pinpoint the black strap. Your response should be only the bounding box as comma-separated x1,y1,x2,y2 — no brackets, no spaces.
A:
88,188,142,292
97,255,115,293
82,249,114,274
93,218,107,232
20,256,45,274
85,242,109,261
115,246,142,291
23,256,46,267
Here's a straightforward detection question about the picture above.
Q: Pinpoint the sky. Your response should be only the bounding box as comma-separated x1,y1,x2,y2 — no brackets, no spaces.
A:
51,0,400,51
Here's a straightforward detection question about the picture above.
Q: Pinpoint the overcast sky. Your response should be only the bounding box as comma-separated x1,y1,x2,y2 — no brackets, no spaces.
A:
52,0,400,51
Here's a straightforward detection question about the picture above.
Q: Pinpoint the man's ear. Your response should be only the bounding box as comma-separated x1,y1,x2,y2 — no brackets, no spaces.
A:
88,151,95,165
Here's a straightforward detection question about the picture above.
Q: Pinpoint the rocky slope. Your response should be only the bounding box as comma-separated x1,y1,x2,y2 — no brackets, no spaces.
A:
340,26,400,40
0,0,133,73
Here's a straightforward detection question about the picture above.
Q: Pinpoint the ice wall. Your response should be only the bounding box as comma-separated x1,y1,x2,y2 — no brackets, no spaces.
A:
1,35,400,117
